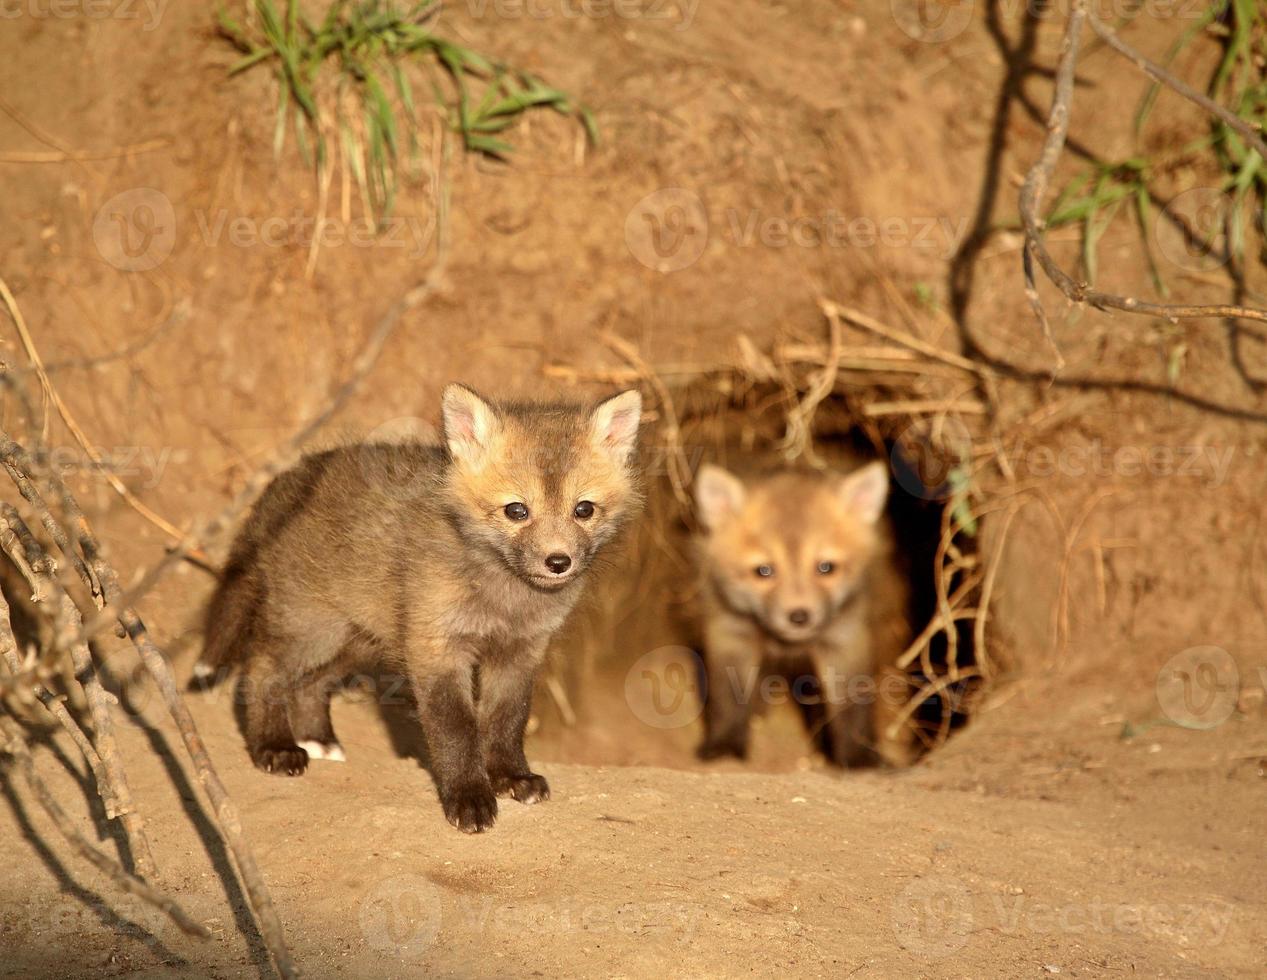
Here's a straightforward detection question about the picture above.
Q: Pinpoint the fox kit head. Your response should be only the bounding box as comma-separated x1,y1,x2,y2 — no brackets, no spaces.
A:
694,463,888,643
441,383,643,591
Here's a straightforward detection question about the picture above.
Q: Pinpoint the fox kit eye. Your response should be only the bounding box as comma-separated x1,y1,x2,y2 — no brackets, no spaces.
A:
817,560,835,575
574,500,595,520
754,564,774,578
504,502,530,521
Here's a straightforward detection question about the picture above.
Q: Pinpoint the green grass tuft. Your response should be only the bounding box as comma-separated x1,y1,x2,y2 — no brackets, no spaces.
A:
1047,2,1267,288
217,0,596,222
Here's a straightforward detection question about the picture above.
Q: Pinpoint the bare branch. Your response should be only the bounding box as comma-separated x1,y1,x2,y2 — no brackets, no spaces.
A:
1018,0,1087,364
1087,13,1267,163
0,441,100,600
1019,1,1267,344
0,713,208,939
0,519,106,795
0,503,155,876
75,259,451,649
66,502,299,979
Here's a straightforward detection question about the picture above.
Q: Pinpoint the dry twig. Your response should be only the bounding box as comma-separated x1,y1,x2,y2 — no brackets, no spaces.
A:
74,248,451,649
1019,1,1267,353
0,280,200,558
1087,13,1267,162
0,495,154,876
0,553,105,790
0,432,299,977
0,714,207,939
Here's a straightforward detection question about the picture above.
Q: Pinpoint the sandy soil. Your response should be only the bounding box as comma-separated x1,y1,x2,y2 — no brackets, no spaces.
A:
3,672,1265,979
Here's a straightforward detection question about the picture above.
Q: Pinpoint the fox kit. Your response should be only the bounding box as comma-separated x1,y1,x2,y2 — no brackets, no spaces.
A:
693,461,901,767
196,384,642,832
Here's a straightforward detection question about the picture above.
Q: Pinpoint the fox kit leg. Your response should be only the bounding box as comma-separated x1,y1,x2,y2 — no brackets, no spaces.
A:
822,697,879,768
478,647,549,805
241,650,308,777
698,624,761,760
241,623,348,776
286,635,372,763
410,651,498,834
288,661,346,763
816,654,880,768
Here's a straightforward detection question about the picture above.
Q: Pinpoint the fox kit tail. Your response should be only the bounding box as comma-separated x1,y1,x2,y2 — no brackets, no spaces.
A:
192,558,257,688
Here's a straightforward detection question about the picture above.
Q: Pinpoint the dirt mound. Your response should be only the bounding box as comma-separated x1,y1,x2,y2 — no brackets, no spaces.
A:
4,685,1264,978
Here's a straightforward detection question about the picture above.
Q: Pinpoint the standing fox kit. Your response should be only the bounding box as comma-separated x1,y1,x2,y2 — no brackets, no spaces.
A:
198,384,642,832
693,461,892,767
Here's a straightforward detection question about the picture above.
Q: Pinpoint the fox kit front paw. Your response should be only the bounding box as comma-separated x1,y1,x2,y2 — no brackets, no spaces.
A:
442,780,499,834
696,735,748,762
490,771,550,804
251,742,309,776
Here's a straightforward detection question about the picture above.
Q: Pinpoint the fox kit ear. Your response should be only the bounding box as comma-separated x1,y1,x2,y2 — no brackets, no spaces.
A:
590,389,642,464
695,464,746,530
838,462,888,525
442,384,501,467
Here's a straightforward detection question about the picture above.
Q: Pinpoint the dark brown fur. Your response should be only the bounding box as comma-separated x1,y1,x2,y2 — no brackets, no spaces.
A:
198,385,642,832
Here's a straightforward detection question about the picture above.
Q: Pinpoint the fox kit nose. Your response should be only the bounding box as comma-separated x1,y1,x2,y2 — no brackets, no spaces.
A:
544,553,573,575
787,608,811,626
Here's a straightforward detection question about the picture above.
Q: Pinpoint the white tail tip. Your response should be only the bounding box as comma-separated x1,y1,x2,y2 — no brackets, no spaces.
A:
297,740,346,763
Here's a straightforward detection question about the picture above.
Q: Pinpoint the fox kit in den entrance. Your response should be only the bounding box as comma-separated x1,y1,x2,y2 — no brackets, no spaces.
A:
693,461,907,768
196,384,642,832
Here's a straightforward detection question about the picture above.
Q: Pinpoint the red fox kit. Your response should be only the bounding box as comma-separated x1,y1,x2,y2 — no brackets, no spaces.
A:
196,384,642,832
693,461,904,767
